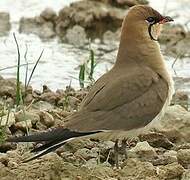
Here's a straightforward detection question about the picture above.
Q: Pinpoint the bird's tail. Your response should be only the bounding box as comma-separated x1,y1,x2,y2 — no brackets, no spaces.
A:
6,127,101,162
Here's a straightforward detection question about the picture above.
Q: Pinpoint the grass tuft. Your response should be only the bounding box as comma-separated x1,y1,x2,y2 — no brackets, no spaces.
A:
78,44,96,88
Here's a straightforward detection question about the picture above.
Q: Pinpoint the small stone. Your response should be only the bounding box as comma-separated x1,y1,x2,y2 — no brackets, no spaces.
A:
15,119,32,132
63,139,95,153
83,158,98,168
0,142,17,153
171,91,189,110
128,141,157,159
32,101,54,111
15,111,40,124
163,150,178,163
74,148,98,161
65,25,87,47
19,17,56,38
139,132,174,149
24,94,33,104
40,8,57,21
120,158,157,179
0,112,15,127
151,150,177,166
39,110,55,127
40,92,59,105
177,149,190,168
181,170,190,180
157,105,190,143
0,153,9,166
157,162,184,179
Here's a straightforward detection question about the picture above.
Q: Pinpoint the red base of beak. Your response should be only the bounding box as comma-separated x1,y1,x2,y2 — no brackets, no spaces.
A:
159,16,174,24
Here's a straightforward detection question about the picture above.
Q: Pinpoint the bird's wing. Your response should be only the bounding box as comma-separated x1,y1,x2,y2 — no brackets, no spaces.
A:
65,67,168,131
81,67,166,111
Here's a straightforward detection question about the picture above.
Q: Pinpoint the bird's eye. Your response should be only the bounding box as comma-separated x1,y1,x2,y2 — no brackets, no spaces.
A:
146,17,156,24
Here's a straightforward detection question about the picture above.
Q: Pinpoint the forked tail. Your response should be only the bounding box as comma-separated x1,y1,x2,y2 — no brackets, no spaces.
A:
7,127,101,162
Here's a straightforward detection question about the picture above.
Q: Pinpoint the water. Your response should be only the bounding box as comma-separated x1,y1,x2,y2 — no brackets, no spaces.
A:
0,0,189,91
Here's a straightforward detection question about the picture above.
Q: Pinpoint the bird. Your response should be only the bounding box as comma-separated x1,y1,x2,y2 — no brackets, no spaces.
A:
7,5,174,163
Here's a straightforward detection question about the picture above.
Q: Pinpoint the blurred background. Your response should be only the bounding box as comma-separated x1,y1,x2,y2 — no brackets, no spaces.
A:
0,0,189,93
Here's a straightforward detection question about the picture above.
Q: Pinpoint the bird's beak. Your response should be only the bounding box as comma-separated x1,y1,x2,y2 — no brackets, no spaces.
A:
159,16,174,24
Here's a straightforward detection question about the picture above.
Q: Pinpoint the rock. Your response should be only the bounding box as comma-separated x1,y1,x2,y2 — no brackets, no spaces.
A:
38,110,55,127
157,162,184,179
0,142,17,153
0,78,25,101
0,12,11,36
156,105,190,143
42,85,52,93
151,150,177,166
0,78,17,98
84,158,98,168
24,94,33,104
163,150,178,163
0,153,9,166
57,151,78,164
139,132,174,149
171,91,189,110
0,163,15,179
56,0,126,39
63,139,96,153
19,17,56,38
74,148,98,161
67,96,81,109
32,101,54,111
14,111,40,124
97,140,115,150
181,170,190,180
40,92,60,105
0,112,15,127
175,143,190,150
177,149,190,168
128,141,157,160
65,25,87,47
15,119,32,132
40,8,57,21
120,158,158,179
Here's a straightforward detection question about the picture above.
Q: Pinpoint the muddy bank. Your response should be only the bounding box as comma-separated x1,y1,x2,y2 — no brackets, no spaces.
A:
0,76,190,179
18,0,147,43
17,0,190,58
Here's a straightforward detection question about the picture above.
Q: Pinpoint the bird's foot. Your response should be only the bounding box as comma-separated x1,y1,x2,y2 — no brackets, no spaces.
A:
113,137,138,168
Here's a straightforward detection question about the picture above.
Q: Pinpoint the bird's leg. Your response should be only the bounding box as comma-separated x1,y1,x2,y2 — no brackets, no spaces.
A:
114,139,119,168
113,138,139,168
113,138,128,168
121,138,128,159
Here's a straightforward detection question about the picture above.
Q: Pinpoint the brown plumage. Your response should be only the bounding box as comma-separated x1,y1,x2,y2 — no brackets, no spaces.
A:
7,5,174,162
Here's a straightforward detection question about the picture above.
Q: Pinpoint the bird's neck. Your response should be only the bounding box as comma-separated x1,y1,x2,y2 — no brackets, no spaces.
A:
115,26,168,79
115,27,174,98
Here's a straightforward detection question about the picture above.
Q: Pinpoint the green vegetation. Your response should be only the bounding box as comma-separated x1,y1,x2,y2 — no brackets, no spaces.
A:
12,33,44,136
79,45,96,88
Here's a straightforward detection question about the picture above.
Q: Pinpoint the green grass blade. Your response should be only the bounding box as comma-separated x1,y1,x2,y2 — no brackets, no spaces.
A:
26,49,44,89
0,63,34,72
89,49,95,81
24,44,29,95
13,33,21,107
79,64,85,88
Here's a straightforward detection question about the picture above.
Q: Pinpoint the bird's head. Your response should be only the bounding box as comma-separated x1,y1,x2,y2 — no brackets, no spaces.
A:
123,5,174,41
